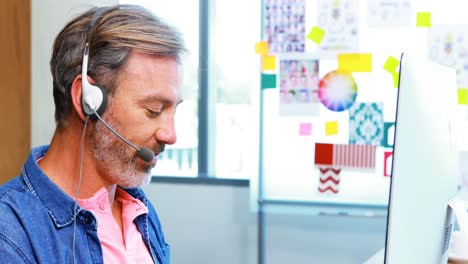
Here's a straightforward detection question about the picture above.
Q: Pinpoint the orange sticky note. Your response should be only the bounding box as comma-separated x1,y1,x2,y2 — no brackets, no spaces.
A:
383,56,400,73
262,55,276,71
337,53,372,72
255,41,269,55
416,12,431,27
458,89,468,105
325,121,338,136
307,26,325,45
392,72,399,88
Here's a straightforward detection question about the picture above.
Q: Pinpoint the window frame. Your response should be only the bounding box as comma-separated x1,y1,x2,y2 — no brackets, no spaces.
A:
150,0,254,183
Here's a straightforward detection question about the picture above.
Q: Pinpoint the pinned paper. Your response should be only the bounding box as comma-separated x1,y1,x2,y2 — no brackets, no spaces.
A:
262,55,276,71
368,0,412,27
416,12,431,27
315,143,334,165
319,70,358,112
392,71,399,88
383,56,400,73
428,26,468,88
458,89,468,105
299,123,312,136
349,102,384,145
264,0,306,53
384,151,393,177
261,74,277,89
381,122,395,148
307,26,326,45
318,167,341,194
315,143,377,169
325,121,338,136
334,144,376,169
337,53,372,72
316,0,358,53
255,41,269,55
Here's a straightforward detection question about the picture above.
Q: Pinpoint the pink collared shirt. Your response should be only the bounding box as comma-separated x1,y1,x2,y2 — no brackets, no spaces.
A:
77,187,154,264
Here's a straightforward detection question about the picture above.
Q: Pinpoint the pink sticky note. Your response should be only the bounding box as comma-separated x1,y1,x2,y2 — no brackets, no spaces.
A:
299,123,312,136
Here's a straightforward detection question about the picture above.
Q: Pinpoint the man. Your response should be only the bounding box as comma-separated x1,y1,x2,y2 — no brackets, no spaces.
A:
0,5,185,263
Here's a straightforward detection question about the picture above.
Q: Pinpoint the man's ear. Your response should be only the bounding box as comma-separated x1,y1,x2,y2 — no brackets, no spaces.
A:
70,74,88,122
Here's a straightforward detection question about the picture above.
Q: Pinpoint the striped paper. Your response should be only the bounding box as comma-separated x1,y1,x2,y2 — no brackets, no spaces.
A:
315,143,376,169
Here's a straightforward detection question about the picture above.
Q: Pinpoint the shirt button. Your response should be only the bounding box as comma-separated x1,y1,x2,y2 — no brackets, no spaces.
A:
99,203,105,211
84,216,93,225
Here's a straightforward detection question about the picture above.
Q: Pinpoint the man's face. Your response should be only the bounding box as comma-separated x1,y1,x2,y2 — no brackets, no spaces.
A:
89,52,183,188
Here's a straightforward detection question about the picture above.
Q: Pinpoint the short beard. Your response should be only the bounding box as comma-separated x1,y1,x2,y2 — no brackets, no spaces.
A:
87,110,152,188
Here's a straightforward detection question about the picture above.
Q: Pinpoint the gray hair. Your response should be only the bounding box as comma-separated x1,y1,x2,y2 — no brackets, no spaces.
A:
50,4,186,128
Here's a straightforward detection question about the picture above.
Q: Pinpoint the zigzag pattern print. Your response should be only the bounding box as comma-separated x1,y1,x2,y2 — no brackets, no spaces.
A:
318,167,341,194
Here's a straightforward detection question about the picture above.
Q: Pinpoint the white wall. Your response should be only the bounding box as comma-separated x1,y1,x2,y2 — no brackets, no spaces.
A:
31,0,117,146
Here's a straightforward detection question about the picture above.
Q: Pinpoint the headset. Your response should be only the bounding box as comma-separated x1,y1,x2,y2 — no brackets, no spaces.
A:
80,6,154,162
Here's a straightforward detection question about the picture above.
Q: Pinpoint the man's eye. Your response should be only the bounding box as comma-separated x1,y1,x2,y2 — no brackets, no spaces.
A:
147,109,161,118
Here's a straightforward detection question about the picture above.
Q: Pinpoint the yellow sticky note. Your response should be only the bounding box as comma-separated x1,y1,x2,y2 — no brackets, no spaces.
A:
383,56,400,73
307,26,326,45
458,89,468,105
416,12,431,27
325,121,338,136
255,41,269,55
392,72,399,88
337,53,372,72
262,55,276,71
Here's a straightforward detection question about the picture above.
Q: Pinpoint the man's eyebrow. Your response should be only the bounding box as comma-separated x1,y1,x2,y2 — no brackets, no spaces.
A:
137,95,183,105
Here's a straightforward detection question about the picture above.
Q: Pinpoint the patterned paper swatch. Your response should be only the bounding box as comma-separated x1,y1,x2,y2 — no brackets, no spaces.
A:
315,143,376,169
349,102,384,145
318,70,358,112
318,167,341,194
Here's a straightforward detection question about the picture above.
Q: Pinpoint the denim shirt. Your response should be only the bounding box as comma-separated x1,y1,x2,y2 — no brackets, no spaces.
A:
0,145,170,264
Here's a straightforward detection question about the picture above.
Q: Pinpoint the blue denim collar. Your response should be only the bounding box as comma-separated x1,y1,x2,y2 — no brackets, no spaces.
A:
21,145,150,228
21,145,79,228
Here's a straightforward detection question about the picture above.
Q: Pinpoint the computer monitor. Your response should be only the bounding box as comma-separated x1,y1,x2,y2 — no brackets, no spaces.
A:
383,53,459,263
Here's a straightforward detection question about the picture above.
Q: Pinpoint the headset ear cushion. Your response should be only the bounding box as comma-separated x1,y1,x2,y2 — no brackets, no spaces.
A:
93,83,108,116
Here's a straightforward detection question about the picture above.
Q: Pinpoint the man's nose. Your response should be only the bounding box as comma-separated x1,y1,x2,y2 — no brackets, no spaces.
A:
154,112,177,146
